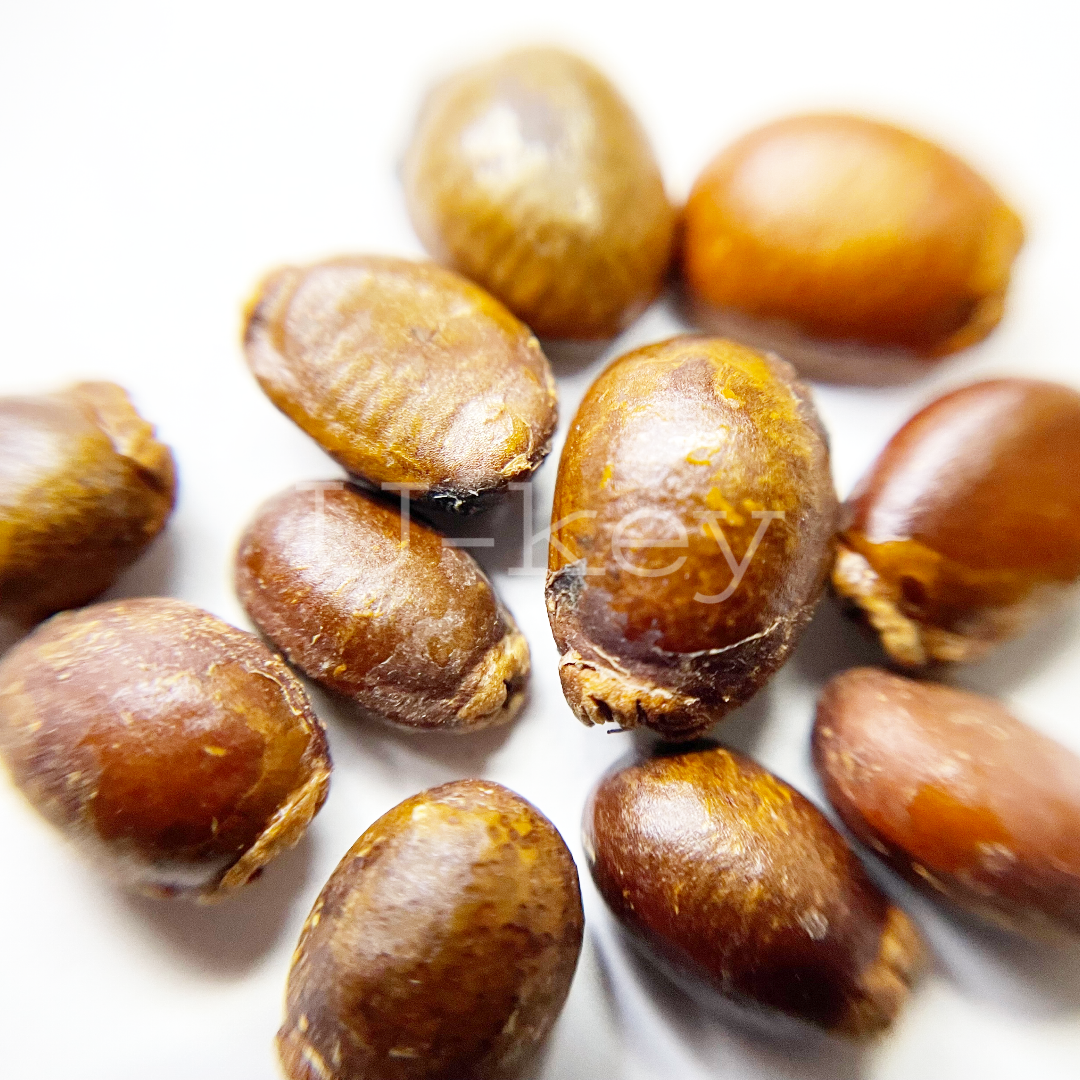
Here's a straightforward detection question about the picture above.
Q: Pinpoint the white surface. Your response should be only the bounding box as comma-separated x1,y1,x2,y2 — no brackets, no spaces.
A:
2,2,1079,1077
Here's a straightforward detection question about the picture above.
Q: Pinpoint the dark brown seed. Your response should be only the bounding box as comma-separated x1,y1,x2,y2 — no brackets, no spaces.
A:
546,335,837,739
814,667,1080,939
833,379,1080,666
278,779,584,1080
682,114,1024,383
235,483,528,732
0,382,176,628
584,746,924,1037
0,597,330,900
403,46,675,339
243,255,557,513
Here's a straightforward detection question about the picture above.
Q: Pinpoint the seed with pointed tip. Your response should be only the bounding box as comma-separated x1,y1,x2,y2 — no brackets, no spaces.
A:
243,255,557,514
0,597,330,900
0,382,175,627
682,114,1024,383
235,483,529,733
584,746,924,1037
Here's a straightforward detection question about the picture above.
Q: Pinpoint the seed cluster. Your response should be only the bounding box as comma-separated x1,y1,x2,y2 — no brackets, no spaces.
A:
1,40,1077,1080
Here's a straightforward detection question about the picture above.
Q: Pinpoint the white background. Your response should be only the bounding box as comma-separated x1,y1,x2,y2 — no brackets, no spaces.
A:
2,2,1079,1077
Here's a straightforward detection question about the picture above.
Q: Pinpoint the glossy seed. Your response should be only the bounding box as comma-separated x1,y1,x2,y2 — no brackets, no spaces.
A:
0,382,175,628
682,114,1024,383
814,667,1080,939
584,746,924,1037
235,483,528,732
243,255,557,513
403,46,675,339
0,597,330,900
546,335,837,739
833,378,1080,666
278,779,584,1080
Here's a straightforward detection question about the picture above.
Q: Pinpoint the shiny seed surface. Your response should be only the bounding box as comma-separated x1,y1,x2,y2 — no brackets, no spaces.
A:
236,483,529,732
584,746,924,1037
815,667,1080,939
244,255,557,513
403,46,675,339
682,114,1024,382
833,378,1080,666
0,597,330,900
547,335,837,739
0,382,175,627
278,779,584,1080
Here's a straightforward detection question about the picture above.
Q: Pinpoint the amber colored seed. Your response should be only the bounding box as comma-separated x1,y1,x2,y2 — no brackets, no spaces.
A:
243,254,557,514
832,378,1080,667
402,46,675,339
547,334,837,740
278,779,584,1080
235,482,529,733
681,113,1024,383
0,382,175,629
814,667,1080,939
0,597,330,900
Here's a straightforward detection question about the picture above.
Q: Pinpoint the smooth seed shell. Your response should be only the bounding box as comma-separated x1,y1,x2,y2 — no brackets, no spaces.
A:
0,382,176,627
403,46,675,339
235,483,529,732
814,667,1080,939
682,114,1024,382
584,746,924,1037
278,779,584,1080
833,378,1080,666
0,597,330,900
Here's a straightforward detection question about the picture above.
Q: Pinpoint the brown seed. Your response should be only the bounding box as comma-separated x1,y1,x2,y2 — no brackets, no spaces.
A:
812,665,1080,937
243,255,557,513
278,779,584,1080
546,335,837,739
682,114,1024,383
235,483,528,733
0,382,176,628
402,46,675,339
584,746,924,1037
833,378,1080,667
0,597,330,900
814,667,1080,940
